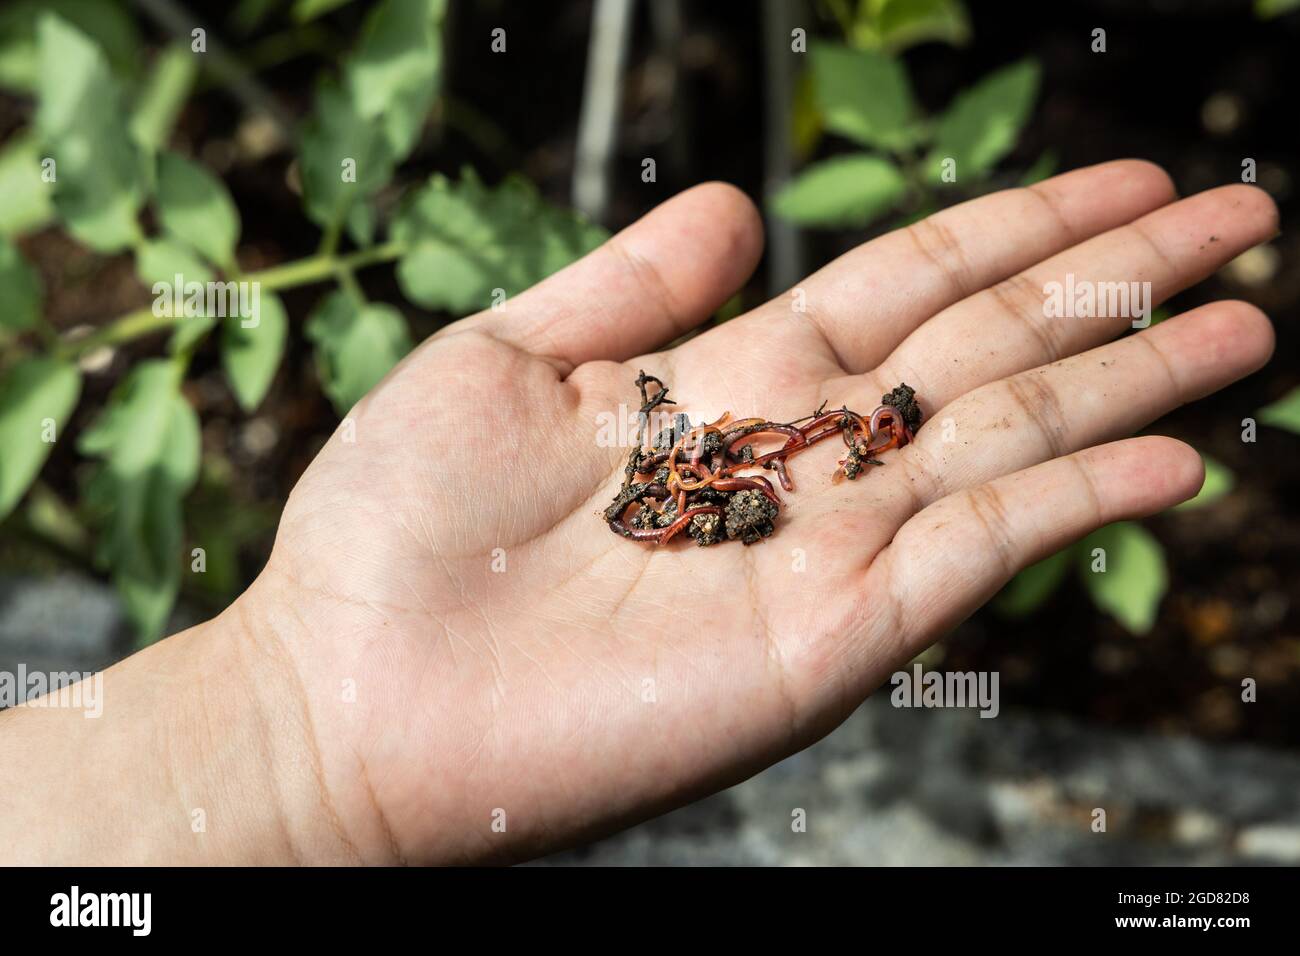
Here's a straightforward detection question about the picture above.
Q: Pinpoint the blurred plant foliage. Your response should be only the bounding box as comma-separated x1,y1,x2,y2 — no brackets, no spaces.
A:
783,1,1258,638
1002,390,1300,632
1255,0,1300,19
1257,386,1300,434
0,0,607,644
997,455,1236,634
777,0,1041,229
821,0,971,52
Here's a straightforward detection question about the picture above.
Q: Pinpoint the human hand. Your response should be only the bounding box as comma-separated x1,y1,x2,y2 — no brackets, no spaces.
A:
234,160,1275,864
6,161,1272,865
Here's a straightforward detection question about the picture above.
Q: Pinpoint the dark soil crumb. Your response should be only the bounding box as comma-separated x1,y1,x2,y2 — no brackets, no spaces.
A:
725,489,779,544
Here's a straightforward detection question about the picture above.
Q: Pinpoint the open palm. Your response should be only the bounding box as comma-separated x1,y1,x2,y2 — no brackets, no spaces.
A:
247,161,1276,863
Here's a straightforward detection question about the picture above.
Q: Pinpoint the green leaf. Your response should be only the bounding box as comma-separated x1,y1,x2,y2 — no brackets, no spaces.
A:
182,461,278,601
222,292,288,412
35,13,146,252
771,154,907,228
791,69,823,161
293,0,356,22
1257,386,1300,434
810,42,919,151
393,170,608,314
169,315,217,357
0,132,56,237
927,58,1039,182
394,242,489,315
79,360,200,644
994,546,1072,617
0,237,42,330
299,79,395,233
130,45,200,153
0,0,140,94
1175,454,1235,511
1020,149,1057,186
1256,0,1300,18
873,0,971,52
305,292,411,414
1079,522,1167,635
346,0,445,157
298,1,444,238
155,152,241,271
0,356,81,520
135,236,214,289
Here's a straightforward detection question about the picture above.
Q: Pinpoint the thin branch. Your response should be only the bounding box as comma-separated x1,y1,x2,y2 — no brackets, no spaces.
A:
57,242,405,359
131,0,298,143
573,0,636,222
762,0,807,295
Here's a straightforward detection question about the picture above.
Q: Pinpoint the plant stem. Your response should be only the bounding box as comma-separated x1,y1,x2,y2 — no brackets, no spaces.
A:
57,241,405,359
57,307,178,359
132,0,298,142
246,241,403,289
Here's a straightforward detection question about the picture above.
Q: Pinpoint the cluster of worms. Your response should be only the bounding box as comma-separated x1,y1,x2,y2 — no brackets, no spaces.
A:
604,371,923,547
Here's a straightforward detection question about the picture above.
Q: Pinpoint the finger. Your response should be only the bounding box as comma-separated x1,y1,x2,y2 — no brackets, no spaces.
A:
884,300,1273,516
751,159,1177,373
445,182,763,370
847,436,1203,681
862,184,1279,411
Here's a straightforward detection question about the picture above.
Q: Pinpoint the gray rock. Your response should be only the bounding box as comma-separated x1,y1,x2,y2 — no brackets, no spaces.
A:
0,572,127,676
539,696,1300,866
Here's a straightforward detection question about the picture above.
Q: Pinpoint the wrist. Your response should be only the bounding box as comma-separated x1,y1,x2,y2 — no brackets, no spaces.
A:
0,584,352,864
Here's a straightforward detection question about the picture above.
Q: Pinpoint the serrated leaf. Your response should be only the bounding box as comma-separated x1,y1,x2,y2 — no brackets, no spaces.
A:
156,152,241,271
771,154,907,227
79,359,199,644
394,241,485,315
222,292,288,411
0,132,56,236
1079,522,1167,635
994,546,1072,617
346,0,445,157
299,79,395,232
1257,386,1300,434
0,237,42,330
298,1,443,237
305,292,411,414
393,170,608,314
927,58,1039,182
810,42,919,151
1175,454,1235,511
0,356,81,520
35,13,146,252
